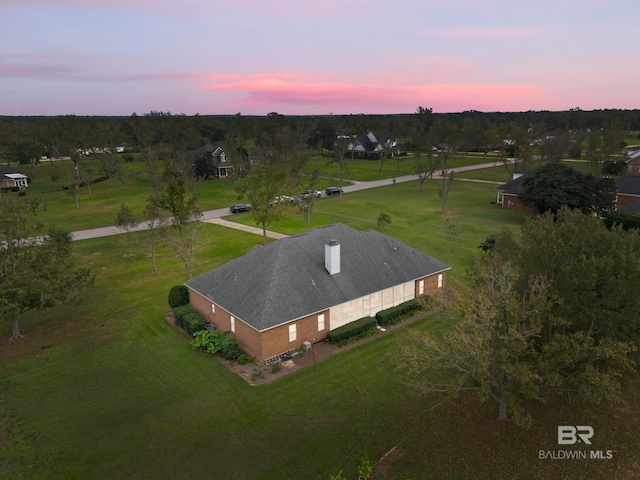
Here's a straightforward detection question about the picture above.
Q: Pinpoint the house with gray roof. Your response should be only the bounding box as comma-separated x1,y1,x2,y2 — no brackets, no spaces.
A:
615,176,640,208
185,224,450,363
0,166,28,190
624,148,640,176
495,169,537,211
190,144,233,177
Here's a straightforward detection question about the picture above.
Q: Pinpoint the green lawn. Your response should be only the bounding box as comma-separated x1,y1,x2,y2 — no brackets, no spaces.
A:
11,160,240,232
1,161,638,479
226,178,523,274
305,153,500,183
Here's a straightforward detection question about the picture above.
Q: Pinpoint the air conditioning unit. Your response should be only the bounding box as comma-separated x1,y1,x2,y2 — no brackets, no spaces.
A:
303,341,312,351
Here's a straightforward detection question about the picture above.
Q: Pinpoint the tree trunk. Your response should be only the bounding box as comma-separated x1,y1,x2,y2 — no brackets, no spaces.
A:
497,397,508,422
11,317,22,340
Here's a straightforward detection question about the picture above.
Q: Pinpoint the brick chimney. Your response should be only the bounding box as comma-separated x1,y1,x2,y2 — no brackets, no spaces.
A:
325,240,340,275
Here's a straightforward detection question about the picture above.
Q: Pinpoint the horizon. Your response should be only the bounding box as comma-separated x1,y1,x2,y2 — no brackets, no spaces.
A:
2,1,639,117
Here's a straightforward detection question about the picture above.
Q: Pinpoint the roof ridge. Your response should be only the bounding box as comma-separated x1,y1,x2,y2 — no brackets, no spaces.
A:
257,239,288,328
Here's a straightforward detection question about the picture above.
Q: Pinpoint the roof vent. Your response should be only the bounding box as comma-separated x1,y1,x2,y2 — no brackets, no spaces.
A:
325,240,340,275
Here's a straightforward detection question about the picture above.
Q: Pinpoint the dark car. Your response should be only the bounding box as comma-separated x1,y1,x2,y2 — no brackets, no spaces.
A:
325,187,343,196
230,203,252,213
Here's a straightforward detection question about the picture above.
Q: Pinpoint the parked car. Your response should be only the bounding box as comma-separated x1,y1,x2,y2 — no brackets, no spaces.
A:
325,187,343,196
296,190,323,201
230,203,252,213
269,195,295,205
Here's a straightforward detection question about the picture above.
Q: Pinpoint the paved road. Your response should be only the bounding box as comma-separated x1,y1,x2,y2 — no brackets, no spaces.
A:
70,160,508,241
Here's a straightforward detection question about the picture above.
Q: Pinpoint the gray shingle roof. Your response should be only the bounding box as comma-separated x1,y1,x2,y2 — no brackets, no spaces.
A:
185,224,450,332
616,176,640,196
0,166,25,180
496,169,537,195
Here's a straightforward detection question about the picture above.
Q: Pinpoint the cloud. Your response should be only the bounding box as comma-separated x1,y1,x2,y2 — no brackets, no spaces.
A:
202,77,541,113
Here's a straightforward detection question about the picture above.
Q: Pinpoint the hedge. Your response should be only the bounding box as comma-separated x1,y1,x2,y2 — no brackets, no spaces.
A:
375,298,422,326
220,338,241,360
327,316,377,343
172,305,205,336
182,312,206,336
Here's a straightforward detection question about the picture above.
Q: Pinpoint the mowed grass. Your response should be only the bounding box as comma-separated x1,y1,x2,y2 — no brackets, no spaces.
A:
14,151,500,233
305,152,500,182
12,159,239,232
225,177,524,274
1,165,639,479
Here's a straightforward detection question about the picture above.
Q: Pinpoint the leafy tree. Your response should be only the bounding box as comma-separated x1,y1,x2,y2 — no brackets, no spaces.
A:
413,152,435,193
477,234,498,252
443,218,461,251
519,163,616,216
14,139,44,179
0,197,94,339
401,251,635,427
512,208,640,344
376,212,392,231
137,192,168,273
603,210,640,231
297,165,321,232
192,155,217,179
236,160,291,244
158,167,202,277
115,203,139,240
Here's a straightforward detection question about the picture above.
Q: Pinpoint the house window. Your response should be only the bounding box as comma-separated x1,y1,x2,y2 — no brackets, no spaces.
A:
230,316,235,333
211,304,215,313
289,324,297,342
318,314,325,331
418,280,425,295
437,274,444,289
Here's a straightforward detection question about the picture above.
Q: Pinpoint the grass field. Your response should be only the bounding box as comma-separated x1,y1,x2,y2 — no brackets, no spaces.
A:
305,152,500,183
1,160,638,479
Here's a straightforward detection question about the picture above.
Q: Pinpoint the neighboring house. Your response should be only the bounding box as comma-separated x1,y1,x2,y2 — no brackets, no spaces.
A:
619,200,640,214
615,176,640,208
334,135,366,157
495,169,537,211
185,224,450,363
624,148,640,176
191,144,233,177
335,130,399,159
360,130,399,158
0,166,28,189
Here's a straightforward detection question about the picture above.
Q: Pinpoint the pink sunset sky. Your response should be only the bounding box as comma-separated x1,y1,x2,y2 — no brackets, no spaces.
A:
1,0,638,116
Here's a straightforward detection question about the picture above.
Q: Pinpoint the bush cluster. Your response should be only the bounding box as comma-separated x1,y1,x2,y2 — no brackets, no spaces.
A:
173,305,205,336
167,285,190,309
327,316,377,343
376,299,421,326
190,328,242,360
336,326,379,347
1,186,20,193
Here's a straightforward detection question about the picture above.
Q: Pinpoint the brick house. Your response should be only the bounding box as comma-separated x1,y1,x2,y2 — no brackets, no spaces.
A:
0,166,28,190
185,224,450,363
496,169,536,211
615,176,640,208
624,148,640,176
